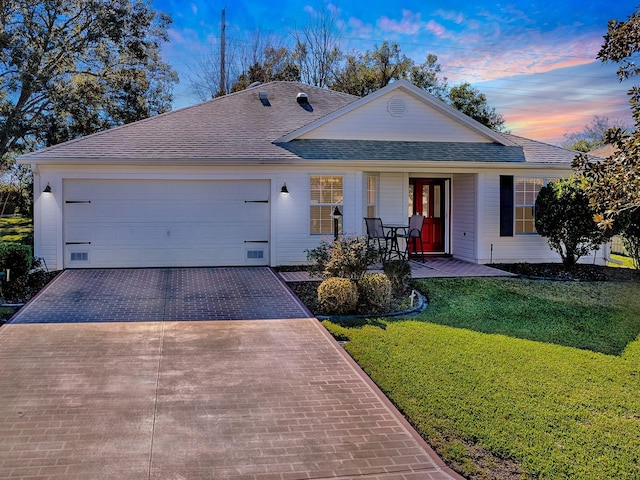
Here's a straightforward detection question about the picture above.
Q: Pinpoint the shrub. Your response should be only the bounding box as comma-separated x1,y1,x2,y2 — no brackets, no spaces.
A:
383,259,412,294
535,177,611,267
617,208,640,270
358,273,392,313
306,236,380,281
317,277,359,315
0,242,32,279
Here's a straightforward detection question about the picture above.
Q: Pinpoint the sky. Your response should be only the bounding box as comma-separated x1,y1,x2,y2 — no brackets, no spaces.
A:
152,0,638,145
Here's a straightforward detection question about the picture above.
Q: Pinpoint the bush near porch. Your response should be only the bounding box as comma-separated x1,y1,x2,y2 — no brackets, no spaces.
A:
323,277,640,479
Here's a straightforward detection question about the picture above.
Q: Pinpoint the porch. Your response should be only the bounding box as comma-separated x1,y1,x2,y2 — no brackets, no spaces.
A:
278,257,516,282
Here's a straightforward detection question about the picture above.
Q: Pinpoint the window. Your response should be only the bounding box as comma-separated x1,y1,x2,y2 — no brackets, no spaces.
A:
310,176,343,234
515,178,545,234
366,175,378,218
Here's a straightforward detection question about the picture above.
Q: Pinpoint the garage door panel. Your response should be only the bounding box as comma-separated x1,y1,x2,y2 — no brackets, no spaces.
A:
64,180,270,268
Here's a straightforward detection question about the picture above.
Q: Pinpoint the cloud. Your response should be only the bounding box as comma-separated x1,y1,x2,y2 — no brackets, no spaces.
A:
377,9,424,35
478,62,633,144
433,9,465,24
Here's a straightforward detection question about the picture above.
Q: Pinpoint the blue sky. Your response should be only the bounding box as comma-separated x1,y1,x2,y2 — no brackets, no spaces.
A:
153,0,637,145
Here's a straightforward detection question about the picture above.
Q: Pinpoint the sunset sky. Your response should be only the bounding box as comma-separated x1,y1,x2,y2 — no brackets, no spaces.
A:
153,0,637,145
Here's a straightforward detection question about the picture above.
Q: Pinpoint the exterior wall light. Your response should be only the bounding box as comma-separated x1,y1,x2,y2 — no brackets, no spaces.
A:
280,183,289,196
43,183,52,193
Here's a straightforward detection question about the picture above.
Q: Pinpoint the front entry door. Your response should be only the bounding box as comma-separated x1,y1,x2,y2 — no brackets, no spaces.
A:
409,179,446,253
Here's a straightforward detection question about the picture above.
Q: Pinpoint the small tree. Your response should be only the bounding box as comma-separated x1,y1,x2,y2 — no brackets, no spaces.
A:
535,177,611,267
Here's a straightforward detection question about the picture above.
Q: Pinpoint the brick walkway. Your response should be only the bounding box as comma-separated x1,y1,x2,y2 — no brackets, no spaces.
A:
0,268,463,480
279,257,516,282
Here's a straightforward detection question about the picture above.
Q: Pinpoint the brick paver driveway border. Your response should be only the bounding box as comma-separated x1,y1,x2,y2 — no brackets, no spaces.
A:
0,268,463,479
10,267,312,323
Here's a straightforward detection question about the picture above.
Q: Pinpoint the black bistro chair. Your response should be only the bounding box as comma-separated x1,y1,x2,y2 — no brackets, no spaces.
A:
364,217,391,262
405,214,425,262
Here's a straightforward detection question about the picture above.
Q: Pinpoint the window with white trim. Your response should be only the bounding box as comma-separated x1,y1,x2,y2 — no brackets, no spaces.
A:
310,176,343,234
366,175,378,218
515,178,546,234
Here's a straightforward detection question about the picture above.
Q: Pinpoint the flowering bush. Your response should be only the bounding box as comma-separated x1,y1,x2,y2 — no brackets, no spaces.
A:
306,236,380,282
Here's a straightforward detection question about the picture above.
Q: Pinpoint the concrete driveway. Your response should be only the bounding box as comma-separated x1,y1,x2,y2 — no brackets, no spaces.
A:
0,268,462,479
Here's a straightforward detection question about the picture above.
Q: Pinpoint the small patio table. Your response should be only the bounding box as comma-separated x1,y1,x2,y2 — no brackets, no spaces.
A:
384,224,409,261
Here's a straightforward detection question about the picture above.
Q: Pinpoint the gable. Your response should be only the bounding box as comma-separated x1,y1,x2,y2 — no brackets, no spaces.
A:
295,85,497,144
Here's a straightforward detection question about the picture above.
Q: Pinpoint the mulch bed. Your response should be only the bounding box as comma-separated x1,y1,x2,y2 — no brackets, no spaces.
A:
286,280,413,317
490,263,639,282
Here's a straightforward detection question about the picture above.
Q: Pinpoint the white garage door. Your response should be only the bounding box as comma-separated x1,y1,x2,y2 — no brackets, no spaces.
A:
63,180,270,268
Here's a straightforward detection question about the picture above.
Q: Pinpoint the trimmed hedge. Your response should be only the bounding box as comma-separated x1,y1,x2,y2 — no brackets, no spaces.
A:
0,242,32,279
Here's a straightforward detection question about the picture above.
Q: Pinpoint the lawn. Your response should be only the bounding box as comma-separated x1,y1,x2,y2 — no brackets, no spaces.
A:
323,277,640,479
0,216,33,243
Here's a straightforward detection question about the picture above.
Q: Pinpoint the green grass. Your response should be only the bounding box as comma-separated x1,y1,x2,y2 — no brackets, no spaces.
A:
0,216,33,243
323,278,640,479
414,277,640,355
608,253,636,269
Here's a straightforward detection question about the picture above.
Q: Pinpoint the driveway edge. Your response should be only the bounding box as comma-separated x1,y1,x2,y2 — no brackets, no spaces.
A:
309,317,466,479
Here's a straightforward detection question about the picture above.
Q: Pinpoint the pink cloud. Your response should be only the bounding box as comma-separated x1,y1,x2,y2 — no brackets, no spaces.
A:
346,16,373,38
434,9,465,24
377,9,424,36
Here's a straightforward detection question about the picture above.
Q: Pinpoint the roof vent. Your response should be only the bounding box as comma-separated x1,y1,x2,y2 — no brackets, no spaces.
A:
296,92,313,112
387,96,407,117
258,90,270,107
247,81,262,89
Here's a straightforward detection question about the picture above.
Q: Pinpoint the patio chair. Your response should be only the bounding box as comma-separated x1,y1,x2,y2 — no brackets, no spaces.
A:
405,214,425,262
364,217,391,262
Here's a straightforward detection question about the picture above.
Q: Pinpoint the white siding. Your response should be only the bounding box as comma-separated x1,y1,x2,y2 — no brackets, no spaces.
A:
299,90,492,143
379,172,407,224
476,171,602,264
451,173,476,262
272,169,361,266
34,173,62,270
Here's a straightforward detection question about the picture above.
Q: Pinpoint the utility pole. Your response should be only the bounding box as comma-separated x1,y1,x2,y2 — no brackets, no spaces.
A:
220,7,226,95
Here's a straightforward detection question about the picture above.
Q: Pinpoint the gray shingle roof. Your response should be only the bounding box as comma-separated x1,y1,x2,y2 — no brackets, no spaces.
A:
18,81,577,167
19,82,358,163
276,139,526,162
499,134,580,164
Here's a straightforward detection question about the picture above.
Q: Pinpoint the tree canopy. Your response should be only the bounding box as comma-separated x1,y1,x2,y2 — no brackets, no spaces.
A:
328,41,413,97
573,7,640,226
562,116,625,152
0,0,177,166
230,47,300,93
447,82,507,132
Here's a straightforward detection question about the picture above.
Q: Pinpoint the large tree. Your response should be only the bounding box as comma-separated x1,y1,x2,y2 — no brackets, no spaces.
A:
447,82,508,132
329,41,412,96
291,6,342,88
230,46,300,92
0,0,177,164
573,7,640,227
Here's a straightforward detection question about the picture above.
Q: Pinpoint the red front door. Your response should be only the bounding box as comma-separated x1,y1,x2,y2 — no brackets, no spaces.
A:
409,179,445,253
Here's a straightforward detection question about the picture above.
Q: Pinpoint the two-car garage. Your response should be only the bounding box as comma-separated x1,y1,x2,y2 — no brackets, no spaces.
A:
62,179,271,268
